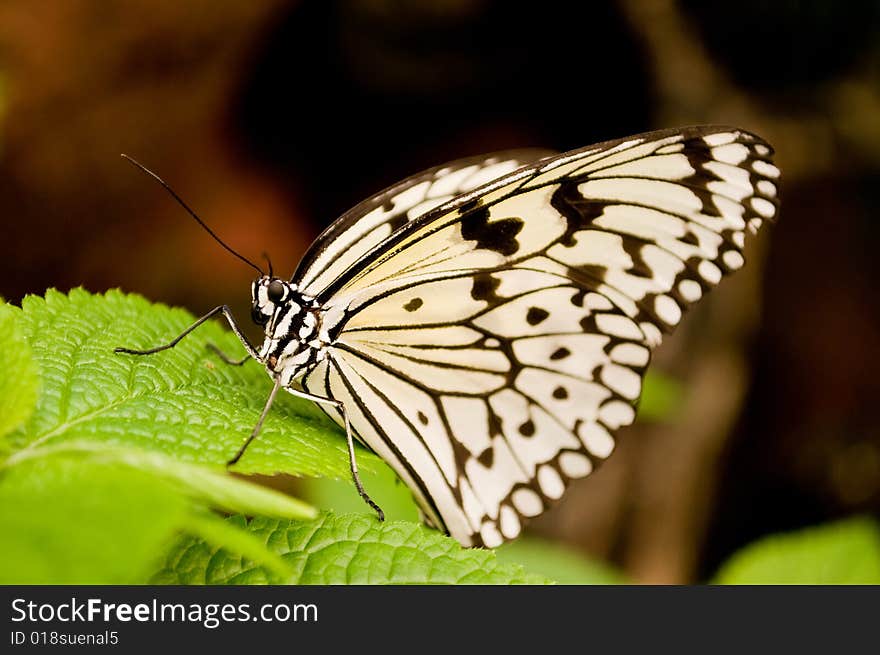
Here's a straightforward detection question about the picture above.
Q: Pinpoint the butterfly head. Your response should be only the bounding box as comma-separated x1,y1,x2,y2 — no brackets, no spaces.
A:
250,276,323,380
250,276,296,327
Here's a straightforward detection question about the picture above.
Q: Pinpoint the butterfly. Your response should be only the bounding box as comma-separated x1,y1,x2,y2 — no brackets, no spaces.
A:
117,125,780,548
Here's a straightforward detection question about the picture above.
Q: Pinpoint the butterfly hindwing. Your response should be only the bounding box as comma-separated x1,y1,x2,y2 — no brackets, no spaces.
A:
303,267,651,547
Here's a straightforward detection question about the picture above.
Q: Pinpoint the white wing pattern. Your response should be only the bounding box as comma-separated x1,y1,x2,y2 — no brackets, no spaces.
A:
298,126,780,548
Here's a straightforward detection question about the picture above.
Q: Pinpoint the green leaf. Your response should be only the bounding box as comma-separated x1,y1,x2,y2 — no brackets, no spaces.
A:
11,288,378,478
0,302,40,440
302,463,421,523
713,517,880,584
496,537,626,584
151,513,552,585
0,289,326,583
185,512,293,579
638,370,684,422
6,441,316,521
0,452,189,584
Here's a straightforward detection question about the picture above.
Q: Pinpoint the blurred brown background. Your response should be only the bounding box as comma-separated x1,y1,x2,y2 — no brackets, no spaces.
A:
1,0,878,582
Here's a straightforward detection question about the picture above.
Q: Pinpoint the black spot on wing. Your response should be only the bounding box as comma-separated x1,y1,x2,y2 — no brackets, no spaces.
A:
551,181,610,247
460,207,524,256
550,346,570,360
579,314,599,332
387,213,410,232
378,198,409,232
404,297,423,312
552,386,568,400
518,420,536,437
526,307,549,325
681,230,701,246
471,273,502,302
618,239,657,279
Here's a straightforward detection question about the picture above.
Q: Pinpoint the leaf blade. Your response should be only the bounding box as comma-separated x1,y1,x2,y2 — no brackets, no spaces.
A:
6,441,317,521
0,302,40,440
152,513,552,585
0,453,188,584
496,537,626,584
12,288,378,478
713,517,880,584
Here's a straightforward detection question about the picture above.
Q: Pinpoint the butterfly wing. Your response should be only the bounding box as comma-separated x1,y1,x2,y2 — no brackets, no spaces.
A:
293,149,556,297
303,268,650,546
299,125,780,547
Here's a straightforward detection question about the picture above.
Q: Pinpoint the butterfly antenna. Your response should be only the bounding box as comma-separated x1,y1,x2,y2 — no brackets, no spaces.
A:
120,154,264,276
261,251,274,278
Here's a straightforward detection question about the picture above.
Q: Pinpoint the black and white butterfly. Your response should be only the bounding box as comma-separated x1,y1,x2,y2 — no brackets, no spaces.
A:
118,125,780,548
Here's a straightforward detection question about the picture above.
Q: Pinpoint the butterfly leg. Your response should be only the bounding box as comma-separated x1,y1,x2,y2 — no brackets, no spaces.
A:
206,342,251,366
336,398,386,522
225,381,385,522
227,376,283,466
277,387,386,523
115,305,260,361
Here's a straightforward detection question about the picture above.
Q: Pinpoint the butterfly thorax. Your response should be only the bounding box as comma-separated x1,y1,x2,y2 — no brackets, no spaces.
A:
250,276,329,385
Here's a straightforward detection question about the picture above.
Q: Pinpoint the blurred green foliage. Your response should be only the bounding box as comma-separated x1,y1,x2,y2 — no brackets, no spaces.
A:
496,538,626,584
713,517,880,585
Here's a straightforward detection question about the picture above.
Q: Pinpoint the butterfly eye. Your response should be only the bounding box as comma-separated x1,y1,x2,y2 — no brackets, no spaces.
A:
251,305,269,326
267,280,285,303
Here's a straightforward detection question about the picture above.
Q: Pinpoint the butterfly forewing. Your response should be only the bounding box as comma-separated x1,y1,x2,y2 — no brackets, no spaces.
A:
294,149,555,297
295,125,779,548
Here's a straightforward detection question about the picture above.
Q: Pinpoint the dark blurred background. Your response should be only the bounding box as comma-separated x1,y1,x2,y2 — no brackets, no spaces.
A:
1,0,878,582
